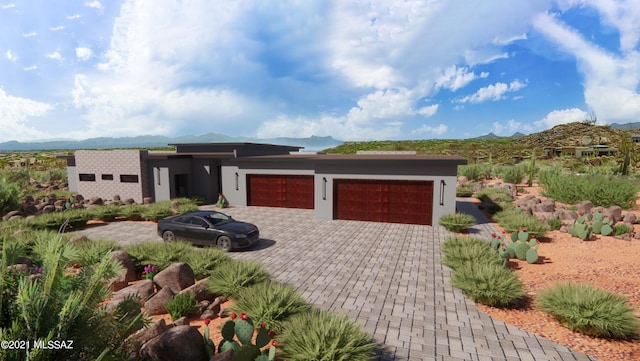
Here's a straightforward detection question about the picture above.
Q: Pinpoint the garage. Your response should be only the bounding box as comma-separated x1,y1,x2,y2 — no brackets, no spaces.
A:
247,174,314,209
333,179,433,225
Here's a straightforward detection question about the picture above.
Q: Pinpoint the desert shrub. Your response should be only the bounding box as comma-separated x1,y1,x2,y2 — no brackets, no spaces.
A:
124,240,193,270
91,204,122,222
165,293,197,321
39,168,67,184
450,262,526,307
537,282,640,339
121,203,145,221
498,165,526,184
458,164,490,182
547,218,563,231
207,260,271,298
0,178,22,215
140,202,174,222
493,209,548,236
28,208,92,230
438,213,476,233
183,247,231,279
277,309,377,361
613,223,633,236
456,184,474,197
441,236,503,271
473,187,513,204
233,281,310,333
538,171,639,209
72,239,120,266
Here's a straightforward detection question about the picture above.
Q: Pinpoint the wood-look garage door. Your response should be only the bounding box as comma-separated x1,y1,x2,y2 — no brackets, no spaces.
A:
333,179,433,225
247,174,314,209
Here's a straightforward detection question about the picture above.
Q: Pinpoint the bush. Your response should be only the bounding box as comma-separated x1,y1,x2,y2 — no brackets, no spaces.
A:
538,171,639,209
547,218,563,231
140,202,174,222
473,187,513,204
183,247,231,279
0,178,22,214
72,239,120,266
498,165,526,184
614,223,633,236
441,236,503,271
165,293,197,321
233,281,310,333
207,260,271,298
90,204,122,222
438,213,476,232
458,164,491,182
125,241,193,270
493,209,548,236
456,184,474,197
450,262,526,307
537,282,640,339
277,309,377,361
121,203,145,221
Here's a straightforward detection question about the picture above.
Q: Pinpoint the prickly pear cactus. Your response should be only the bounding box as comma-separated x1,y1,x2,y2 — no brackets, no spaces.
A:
215,312,277,361
525,248,539,264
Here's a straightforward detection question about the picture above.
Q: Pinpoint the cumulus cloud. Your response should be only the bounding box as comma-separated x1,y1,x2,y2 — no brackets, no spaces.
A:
412,124,448,136
67,14,81,20
5,50,17,62
435,66,489,92
1,3,15,9
534,108,589,129
456,80,526,104
0,89,52,140
75,47,93,61
46,50,64,63
85,1,103,11
23,32,37,38
417,104,439,117
23,65,37,71
50,25,64,31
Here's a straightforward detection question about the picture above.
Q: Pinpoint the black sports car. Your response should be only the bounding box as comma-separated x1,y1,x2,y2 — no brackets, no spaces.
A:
157,211,259,251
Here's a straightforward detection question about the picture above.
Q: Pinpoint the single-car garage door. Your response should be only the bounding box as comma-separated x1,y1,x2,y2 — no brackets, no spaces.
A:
333,179,433,225
247,174,314,209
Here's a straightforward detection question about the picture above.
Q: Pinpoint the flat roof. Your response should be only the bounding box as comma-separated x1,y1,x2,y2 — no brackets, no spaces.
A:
233,153,467,164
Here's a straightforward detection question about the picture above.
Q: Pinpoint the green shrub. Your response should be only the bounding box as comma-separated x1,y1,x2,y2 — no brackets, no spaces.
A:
39,168,67,184
493,209,548,236
450,262,526,307
613,223,633,236
441,236,503,271
473,187,513,204
91,204,122,222
183,247,231,279
0,178,22,215
72,239,120,266
277,309,377,361
456,184,474,197
140,201,174,222
125,240,193,270
233,281,310,333
165,293,197,321
438,213,476,232
547,218,563,231
207,260,271,298
538,170,639,209
458,164,491,181
537,282,640,339
498,165,526,184
121,203,145,221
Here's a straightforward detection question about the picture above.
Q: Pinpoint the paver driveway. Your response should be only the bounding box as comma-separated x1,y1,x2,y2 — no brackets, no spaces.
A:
77,203,596,361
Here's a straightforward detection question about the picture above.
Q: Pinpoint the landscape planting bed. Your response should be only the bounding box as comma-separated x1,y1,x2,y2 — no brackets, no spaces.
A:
474,183,640,361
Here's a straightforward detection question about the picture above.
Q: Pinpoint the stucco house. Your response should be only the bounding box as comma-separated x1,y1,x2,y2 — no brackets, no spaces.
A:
62,143,467,225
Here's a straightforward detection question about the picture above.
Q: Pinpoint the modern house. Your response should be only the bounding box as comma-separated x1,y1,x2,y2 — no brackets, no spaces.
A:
62,143,467,226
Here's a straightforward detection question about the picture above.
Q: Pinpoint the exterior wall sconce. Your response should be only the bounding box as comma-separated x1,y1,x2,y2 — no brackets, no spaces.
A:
156,167,161,185
439,180,446,206
235,172,239,191
322,177,327,200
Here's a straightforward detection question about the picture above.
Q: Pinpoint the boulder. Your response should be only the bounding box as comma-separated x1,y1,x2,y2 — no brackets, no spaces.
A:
154,263,195,292
109,251,138,292
127,319,174,356
114,194,121,201
124,198,136,205
111,279,155,304
144,286,175,316
42,205,56,214
576,201,592,214
532,212,555,222
69,235,89,245
89,197,104,205
3,210,22,221
457,176,469,186
179,278,214,302
608,206,623,223
623,212,638,224
143,197,154,205
139,325,208,361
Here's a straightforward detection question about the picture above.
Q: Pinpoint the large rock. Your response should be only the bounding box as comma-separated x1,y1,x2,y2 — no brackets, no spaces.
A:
154,263,195,292
144,286,175,316
110,279,155,306
179,278,215,302
623,212,638,224
139,325,208,361
608,206,623,223
109,251,138,291
127,319,174,356
576,201,592,214
3,210,22,221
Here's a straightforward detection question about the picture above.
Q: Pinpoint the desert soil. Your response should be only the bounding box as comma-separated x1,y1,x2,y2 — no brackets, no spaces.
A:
474,182,640,361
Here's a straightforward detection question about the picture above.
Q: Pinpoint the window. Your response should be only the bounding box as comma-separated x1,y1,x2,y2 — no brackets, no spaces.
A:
120,174,139,183
79,173,96,182
102,174,114,180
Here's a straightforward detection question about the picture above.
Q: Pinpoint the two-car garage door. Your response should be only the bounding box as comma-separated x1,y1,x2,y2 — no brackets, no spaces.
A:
333,179,434,225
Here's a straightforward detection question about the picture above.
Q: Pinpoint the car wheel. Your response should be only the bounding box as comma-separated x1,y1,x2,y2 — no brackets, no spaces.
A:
162,230,175,242
216,236,232,251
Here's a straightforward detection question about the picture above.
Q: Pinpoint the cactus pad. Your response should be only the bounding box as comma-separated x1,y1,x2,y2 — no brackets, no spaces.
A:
525,248,539,264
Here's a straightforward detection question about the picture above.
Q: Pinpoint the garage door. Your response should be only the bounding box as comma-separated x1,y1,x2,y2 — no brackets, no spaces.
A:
333,179,433,225
247,175,314,209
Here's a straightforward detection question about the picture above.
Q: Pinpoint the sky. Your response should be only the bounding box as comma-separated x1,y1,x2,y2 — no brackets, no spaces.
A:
1,0,640,143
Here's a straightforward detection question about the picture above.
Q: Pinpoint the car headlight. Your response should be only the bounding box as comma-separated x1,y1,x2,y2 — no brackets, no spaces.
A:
236,234,247,238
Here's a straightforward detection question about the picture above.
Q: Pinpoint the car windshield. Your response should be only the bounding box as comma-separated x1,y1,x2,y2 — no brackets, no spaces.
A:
204,212,232,225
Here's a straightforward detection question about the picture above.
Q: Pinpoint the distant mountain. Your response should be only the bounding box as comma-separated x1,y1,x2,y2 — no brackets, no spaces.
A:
0,133,343,152
472,132,525,140
610,122,640,131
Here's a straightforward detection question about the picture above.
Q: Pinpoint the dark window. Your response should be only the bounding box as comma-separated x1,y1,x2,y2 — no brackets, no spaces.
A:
120,174,139,183
190,217,208,228
102,174,114,180
174,216,190,224
79,173,96,182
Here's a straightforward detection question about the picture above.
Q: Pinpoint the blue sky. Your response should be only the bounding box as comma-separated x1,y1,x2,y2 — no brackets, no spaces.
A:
1,0,639,142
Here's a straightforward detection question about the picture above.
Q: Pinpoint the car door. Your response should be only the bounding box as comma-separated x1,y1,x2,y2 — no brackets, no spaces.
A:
169,216,192,240
187,216,219,246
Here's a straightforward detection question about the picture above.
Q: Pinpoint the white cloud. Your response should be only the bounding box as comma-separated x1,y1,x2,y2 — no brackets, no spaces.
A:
75,47,93,61
435,66,487,92
67,14,81,20
46,50,64,63
417,104,439,117
0,89,52,141
23,65,37,71
412,124,448,136
1,3,15,9
456,80,526,103
50,25,64,31
491,119,533,135
492,33,527,45
85,1,104,11
534,108,589,129
23,32,37,38
5,50,17,62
